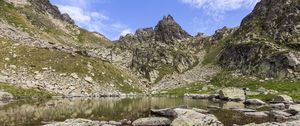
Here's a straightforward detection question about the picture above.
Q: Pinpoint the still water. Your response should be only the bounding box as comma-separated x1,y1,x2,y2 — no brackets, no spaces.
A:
0,97,273,126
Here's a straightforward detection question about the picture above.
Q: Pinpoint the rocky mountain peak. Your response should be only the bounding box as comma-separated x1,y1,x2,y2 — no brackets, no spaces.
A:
28,0,75,24
154,15,191,44
237,0,299,47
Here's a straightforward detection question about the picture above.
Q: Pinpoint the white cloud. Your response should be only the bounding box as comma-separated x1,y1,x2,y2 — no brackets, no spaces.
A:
58,5,91,22
120,29,133,36
181,0,260,20
55,1,130,40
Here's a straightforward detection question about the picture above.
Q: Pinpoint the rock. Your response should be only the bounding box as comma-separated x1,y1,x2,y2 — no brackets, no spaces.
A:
151,108,177,117
43,118,101,126
219,87,245,101
132,117,171,126
287,104,300,115
231,108,257,113
257,87,267,93
154,15,191,44
192,108,209,114
243,120,300,126
184,93,210,99
172,108,223,126
0,91,13,102
28,0,75,24
84,76,93,83
108,120,121,125
244,112,268,118
269,110,291,118
273,95,294,104
270,103,286,110
244,99,266,105
70,73,79,79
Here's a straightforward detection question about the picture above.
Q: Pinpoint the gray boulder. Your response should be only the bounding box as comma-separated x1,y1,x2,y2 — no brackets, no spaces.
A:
273,95,294,104
132,117,171,126
171,108,223,126
219,87,245,101
288,104,300,115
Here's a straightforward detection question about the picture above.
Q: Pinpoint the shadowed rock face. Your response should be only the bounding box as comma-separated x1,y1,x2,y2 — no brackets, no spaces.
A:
28,0,74,24
218,0,300,79
155,15,191,44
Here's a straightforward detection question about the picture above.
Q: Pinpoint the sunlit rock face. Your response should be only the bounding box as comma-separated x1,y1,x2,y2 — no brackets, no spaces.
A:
117,15,196,83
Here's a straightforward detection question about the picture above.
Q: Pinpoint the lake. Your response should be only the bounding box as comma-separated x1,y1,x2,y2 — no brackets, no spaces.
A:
0,97,273,126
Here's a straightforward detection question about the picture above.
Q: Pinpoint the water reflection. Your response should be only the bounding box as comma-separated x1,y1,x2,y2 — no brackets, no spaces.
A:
0,97,271,126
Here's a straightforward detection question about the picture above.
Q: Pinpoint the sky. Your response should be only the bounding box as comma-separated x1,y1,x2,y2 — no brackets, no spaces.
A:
50,0,260,40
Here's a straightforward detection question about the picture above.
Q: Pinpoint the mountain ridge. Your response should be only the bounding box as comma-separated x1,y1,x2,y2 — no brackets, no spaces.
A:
0,0,299,96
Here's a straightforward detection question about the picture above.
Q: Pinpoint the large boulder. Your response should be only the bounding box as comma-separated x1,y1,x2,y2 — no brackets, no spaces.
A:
287,104,300,115
171,108,223,126
273,95,294,104
219,87,245,101
132,117,171,126
0,91,14,102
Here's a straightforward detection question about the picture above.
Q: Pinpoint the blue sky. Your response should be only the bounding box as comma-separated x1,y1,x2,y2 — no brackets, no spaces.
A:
50,0,260,40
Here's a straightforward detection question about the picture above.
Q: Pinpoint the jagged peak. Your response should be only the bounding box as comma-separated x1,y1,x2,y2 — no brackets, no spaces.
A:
162,15,175,21
154,15,191,44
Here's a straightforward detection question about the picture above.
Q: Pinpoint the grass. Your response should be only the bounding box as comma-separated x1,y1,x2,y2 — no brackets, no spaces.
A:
202,36,228,65
155,64,176,83
162,70,300,101
0,83,54,98
0,38,141,93
160,83,207,96
0,0,33,32
78,28,112,47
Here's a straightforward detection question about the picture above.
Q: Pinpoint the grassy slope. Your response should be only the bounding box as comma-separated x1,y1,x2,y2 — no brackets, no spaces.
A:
0,83,54,98
162,70,300,101
0,38,141,93
0,1,141,93
0,0,111,47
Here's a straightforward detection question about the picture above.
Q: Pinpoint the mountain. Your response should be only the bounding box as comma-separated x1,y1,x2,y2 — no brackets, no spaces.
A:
0,0,143,96
217,0,300,79
116,15,197,83
0,0,299,97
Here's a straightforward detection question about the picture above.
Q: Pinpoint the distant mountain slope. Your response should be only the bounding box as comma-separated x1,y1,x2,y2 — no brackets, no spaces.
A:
0,0,143,96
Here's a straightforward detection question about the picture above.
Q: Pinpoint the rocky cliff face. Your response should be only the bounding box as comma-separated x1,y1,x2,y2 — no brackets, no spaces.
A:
117,15,197,83
218,0,300,79
237,0,300,48
28,0,75,24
